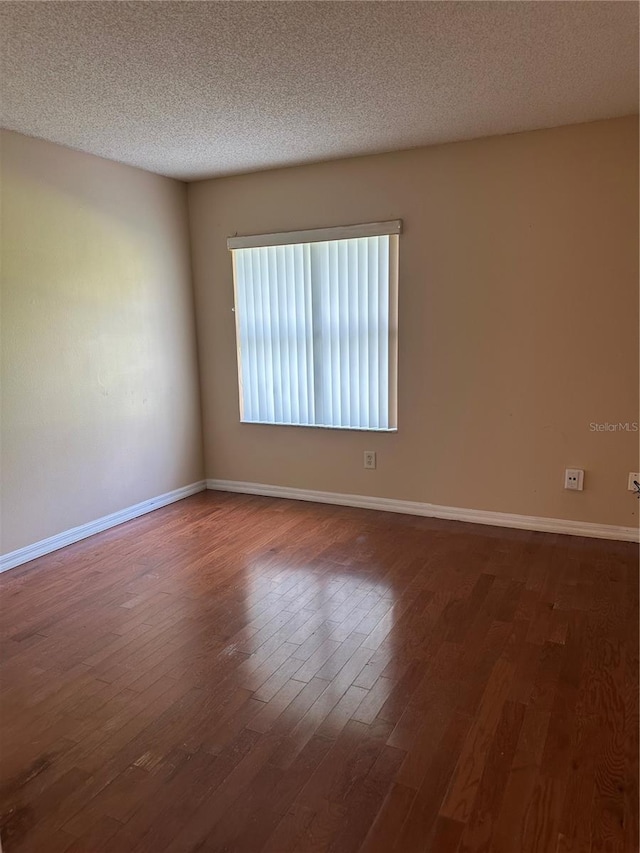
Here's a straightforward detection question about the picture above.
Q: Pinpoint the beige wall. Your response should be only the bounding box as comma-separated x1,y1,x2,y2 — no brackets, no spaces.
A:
1,130,204,554
188,116,639,529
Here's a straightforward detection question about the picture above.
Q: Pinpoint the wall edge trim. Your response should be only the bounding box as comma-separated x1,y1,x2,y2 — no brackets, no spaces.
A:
0,481,207,573
206,478,639,543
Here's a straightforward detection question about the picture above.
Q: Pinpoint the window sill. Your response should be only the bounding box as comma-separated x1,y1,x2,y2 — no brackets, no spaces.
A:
240,420,397,433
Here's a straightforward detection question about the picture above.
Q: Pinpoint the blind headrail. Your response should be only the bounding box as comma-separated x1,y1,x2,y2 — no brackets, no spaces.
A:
227,220,402,251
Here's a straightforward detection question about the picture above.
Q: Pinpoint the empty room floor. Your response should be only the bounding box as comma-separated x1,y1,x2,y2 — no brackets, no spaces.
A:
0,492,637,852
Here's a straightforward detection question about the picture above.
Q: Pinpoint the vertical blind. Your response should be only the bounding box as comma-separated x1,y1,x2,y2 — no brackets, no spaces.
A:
230,225,399,431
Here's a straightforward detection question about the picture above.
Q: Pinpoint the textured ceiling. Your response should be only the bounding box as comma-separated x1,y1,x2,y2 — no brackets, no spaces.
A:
1,1,638,181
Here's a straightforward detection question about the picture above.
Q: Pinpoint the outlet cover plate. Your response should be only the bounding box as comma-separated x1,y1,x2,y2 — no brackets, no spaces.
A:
564,468,584,491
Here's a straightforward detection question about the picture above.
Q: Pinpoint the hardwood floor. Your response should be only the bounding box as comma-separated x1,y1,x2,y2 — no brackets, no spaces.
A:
0,491,637,852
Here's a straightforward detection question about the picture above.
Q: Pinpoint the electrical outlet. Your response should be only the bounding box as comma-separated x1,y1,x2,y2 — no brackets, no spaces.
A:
628,472,640,491
564,469,584,491
364,451,376,470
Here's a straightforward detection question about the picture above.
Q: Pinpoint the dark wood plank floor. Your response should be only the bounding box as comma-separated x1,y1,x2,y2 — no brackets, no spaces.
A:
0,491,637,852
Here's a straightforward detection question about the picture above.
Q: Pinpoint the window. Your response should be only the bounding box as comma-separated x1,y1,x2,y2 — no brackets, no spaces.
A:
228,220,400,431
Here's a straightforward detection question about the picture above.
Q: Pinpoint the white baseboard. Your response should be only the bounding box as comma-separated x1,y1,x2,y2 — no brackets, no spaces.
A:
206,479,639,543
2,476,635,575
0,481,207,573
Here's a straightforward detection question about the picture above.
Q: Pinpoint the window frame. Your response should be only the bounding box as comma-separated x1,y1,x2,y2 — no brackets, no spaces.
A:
229,220,401,432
